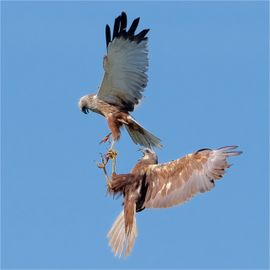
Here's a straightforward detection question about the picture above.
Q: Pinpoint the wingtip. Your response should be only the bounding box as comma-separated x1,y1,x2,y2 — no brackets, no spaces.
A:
121,11,127,17
217,145,239,151
108,13,149,44
215,146,242,157
105,24,111,48
229,151,243,156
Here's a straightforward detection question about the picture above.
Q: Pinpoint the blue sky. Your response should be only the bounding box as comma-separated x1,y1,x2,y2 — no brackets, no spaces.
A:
1,1,269,269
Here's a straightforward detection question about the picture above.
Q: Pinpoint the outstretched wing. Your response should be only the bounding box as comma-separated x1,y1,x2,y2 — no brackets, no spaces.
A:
97,12,149,112
144,146,242,209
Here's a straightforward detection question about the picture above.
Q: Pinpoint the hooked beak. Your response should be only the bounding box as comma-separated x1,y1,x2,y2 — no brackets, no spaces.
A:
138,147,151,156
82,106,90,114
137,148,146,157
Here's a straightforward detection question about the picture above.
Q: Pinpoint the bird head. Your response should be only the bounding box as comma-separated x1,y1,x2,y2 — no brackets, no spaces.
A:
139,148,158,163
78,94,97,114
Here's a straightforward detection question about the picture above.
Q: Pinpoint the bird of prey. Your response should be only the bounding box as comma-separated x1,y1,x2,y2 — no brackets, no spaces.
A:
106,146,242,257
78,12,161,150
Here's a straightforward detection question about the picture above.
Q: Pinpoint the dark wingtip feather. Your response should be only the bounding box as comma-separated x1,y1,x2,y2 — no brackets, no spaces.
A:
134,29,150,43
120,11,127,31
106,13,149,47
112,15,121,39
105,24,111,48
127,17,140,36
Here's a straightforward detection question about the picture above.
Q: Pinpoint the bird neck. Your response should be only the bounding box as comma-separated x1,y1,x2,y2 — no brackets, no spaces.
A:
131,157,157,174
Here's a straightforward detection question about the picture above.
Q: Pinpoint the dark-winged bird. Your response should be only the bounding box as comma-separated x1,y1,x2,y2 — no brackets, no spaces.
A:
107,146,242,257
78,12,161,150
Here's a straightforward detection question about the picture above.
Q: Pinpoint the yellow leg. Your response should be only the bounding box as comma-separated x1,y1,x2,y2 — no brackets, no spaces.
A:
107,140,118,174
104,168,112,190
112,155,116,174
106,150,117,174
109,140,115,151
97,140,118,191
97,153,112,189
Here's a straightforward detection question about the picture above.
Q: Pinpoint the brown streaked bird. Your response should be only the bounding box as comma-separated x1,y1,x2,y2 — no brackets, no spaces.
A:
78,12,161,150
106,146,242,257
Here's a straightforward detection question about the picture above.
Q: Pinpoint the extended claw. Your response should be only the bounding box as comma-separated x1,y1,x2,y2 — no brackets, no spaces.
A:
99,133,111,144
97,162,105,169
97,153,109,169
106,149,118,160
105,149,117,174
97,149,118,190
98,153,112,188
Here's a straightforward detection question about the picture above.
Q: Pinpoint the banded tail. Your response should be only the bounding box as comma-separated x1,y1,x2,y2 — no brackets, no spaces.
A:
125,117,162,149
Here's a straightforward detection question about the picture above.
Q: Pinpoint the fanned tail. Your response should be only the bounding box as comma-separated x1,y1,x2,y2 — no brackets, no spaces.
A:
107,207,137,257
125,117,162,149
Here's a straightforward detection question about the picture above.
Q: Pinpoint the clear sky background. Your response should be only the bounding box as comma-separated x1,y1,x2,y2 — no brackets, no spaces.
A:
1,1,269,269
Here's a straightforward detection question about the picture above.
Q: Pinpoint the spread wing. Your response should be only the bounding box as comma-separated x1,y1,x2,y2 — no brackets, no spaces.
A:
143,146,242,209
97,12,149,112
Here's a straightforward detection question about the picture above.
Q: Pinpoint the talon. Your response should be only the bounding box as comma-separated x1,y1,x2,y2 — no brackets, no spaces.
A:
99,133,111,144
106,149,118,160
97,163,105,169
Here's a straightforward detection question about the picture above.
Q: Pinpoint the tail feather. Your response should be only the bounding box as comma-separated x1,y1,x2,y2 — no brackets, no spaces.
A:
107,208,137,257
125,117,162,149
108,211,125,257
125,217,137,256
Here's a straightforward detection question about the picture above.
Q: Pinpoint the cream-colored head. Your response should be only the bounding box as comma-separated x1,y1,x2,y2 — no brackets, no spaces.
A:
139,148,158,163
78,94,97,114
